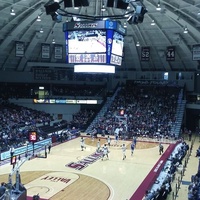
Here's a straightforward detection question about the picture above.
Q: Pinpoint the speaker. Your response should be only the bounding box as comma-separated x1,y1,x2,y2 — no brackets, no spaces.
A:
117,0,129,9
64,0,89,8
106,0,129,10
44,2,60,15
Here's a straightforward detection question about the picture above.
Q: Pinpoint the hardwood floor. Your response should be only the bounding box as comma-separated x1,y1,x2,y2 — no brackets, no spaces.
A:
0,134,196,200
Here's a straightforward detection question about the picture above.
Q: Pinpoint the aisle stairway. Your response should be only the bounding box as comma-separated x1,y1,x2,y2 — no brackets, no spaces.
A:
171,89,187,139
85,87,121,134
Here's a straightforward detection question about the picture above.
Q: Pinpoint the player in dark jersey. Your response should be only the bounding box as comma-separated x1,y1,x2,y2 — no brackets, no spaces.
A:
80,137,86,151
131,142,135,156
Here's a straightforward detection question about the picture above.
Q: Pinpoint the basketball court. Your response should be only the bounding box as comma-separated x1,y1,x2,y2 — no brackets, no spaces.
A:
0,135,172,200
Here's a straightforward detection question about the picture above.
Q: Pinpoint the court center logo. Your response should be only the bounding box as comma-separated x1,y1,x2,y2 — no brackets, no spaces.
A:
66,151,103,170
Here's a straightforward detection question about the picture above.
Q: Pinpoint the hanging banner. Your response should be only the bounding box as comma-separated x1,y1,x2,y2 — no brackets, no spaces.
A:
41,44,50,59
141,46,150,61
192,44,200,61
166,46,175,61
15,41,25,57
54,45,63,59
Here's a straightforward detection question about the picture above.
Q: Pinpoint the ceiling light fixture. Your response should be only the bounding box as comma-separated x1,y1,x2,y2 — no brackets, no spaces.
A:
124,11,130,17
156,1,161,11
183,26,188,34
151,20,155,25
101,1,106,12
123,22,127,28
52,38,55,44
10,7,16,16
37,15,41,22
101,4,106,12
40,27,44,33
136,41,140,47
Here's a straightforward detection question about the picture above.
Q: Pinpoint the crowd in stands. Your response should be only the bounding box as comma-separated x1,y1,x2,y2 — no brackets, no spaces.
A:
70,109,96,131
188,172,200,200
0,100,53,152
144,141,189,200
92,83,181,140
0,81,192,200
0,83,183,153
189,146,200,200
0,99,97,154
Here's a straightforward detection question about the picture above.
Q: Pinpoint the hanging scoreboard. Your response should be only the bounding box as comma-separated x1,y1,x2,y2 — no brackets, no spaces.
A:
63,20,126,66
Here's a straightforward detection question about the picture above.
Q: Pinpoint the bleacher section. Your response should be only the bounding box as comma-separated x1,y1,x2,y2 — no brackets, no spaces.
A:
86,82,183,141
85,86,121,134
0,81,189,200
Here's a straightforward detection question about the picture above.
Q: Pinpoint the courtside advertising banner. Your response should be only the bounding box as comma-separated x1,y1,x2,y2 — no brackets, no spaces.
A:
0,138,51,160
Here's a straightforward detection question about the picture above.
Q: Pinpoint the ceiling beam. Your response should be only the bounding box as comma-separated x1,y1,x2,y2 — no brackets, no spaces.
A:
0,2,43,54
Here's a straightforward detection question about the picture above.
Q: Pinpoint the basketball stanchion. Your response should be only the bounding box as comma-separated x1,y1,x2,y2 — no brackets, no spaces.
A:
35,144,47,158
4,156,30,199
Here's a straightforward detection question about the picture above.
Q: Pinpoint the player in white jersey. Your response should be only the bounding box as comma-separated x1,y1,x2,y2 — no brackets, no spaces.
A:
102,144,109,161
80,137,86,151
96,139,101,153
107,136,111,147
114,127,120,145
122,143,126,160
91,127,97,142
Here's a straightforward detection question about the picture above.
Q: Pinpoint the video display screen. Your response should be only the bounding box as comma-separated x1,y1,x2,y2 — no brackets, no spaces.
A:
68,30,106,53
64,20,126,67
110,54,122,66
111,31,124,57
29,131,37,142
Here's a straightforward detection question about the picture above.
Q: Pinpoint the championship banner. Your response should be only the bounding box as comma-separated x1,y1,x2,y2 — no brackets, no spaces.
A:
41,44,50,59
15,41,25,57
141,46,150,61
166,46,175,61
192,44,200,61
54,45,63,59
